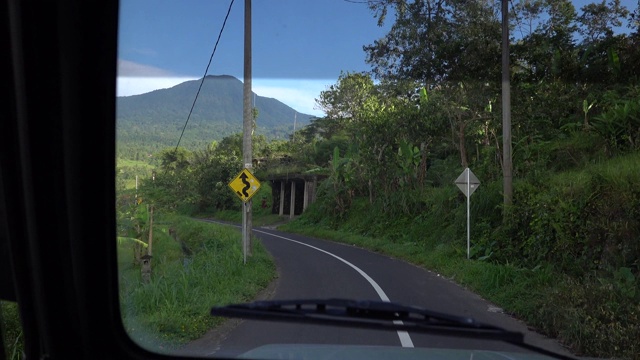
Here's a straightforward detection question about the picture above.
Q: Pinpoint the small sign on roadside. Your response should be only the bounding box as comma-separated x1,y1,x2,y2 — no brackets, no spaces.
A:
454,168,480,260
455,168,480,197
228,168,261,202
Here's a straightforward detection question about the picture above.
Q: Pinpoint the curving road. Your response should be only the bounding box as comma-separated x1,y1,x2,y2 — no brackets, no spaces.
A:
184,223,575,359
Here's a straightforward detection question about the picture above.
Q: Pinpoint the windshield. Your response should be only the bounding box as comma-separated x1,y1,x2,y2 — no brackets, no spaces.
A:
114,1,640,359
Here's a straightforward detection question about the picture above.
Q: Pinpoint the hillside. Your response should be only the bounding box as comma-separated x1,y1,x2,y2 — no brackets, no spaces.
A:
116,75,316,159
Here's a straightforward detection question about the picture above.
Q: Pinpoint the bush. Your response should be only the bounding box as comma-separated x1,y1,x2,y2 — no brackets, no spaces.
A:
118,214,276,350
1,301,23,360
538,273,639,359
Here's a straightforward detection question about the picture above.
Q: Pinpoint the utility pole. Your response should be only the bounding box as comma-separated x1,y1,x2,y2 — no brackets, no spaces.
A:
147,205,153,256
242,0,253,260
502,0,513,208
293,111,297,141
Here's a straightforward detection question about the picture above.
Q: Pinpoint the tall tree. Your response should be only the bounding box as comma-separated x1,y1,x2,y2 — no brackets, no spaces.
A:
577,0,629,44
363,0,503,185
511,0,579,83
364,0,502,85
315,71,382,141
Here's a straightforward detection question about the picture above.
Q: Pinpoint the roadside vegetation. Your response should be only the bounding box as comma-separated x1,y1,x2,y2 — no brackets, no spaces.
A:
116,211,276,352
4,1,639,360
279,149,640,359
0,302,22,360
110,1,639,358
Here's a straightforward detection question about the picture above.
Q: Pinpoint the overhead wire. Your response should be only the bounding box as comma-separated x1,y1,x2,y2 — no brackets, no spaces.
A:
174,0,236,153
509,0,526,40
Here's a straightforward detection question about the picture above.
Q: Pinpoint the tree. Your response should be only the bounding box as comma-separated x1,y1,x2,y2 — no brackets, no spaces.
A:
364,0,502,85
511,0,579,83
315,71,380,131
577,0,629,44
157,147,192,173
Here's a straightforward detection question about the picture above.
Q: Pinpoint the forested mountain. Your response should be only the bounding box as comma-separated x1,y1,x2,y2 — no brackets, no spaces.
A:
116,75,315,159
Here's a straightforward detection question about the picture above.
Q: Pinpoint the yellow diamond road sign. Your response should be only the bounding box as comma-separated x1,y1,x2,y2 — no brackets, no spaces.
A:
228,168,261,202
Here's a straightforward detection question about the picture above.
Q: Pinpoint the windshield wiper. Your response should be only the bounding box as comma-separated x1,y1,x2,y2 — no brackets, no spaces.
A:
210,298,577,360
212,298,520,340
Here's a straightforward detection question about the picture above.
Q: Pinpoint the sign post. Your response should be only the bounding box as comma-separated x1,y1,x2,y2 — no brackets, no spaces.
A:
229,168,261,263
455,168,480,259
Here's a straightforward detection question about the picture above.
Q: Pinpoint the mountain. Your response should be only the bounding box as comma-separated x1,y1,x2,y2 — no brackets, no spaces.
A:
116,75,315,157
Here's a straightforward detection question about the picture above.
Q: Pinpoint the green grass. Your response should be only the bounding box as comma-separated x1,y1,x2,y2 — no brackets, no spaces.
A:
211,209,288,227
117,214,276,352
1,301,23,360
277,220,571,348
202,182,290,227
116,158,155,169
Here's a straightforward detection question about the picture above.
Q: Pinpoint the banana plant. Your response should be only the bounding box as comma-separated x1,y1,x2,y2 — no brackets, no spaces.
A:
591,97,640,153
117,237,148,248
329,145,357,215
397,140,421,187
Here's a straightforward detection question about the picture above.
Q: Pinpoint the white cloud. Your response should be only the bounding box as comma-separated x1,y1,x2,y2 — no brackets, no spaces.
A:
117,76,198,97
252,79,330,117
117,59,176,77
116,60,331,117
116,59,198,97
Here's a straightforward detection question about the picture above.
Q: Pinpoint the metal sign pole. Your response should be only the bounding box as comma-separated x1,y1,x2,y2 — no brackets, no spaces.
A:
242,0,252,264
242,202,247,264
466,169,470,260
455,167,479,260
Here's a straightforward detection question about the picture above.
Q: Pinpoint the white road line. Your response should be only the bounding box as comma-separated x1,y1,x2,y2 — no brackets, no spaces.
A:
254,228,415,348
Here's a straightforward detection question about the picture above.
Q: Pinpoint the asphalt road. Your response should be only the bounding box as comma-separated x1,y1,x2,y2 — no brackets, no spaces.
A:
183,224,576,359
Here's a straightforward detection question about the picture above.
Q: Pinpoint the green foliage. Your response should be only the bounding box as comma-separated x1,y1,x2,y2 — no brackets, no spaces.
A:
316,71,379,125
537,273,639,358
483,153,640,277
157,147,192,173
308,145,358,219
1,301,23,360
591,89,640,154
285,144,640,359
396,140,421,186
365,0,502,84
208,183,282,227
117,214,275,350
116,159,154,191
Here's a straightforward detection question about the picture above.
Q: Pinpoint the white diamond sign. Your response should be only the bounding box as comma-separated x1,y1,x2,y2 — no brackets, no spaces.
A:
455,168,480,197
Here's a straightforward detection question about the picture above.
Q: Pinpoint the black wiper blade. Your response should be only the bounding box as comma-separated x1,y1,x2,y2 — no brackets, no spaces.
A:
211,298,522,342
211,298,578,360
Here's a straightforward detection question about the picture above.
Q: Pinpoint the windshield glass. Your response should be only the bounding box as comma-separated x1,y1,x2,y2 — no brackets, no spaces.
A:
115,1,640,359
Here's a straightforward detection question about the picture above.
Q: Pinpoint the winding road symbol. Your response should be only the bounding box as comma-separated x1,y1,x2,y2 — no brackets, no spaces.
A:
238,172,251,197
228,168,261,202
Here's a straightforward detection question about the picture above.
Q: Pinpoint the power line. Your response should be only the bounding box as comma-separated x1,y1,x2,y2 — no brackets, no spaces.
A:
509,0,526,40
174,0,236,153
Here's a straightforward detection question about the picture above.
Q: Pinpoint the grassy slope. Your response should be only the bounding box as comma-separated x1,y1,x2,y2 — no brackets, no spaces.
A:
276,152,640,360
117,214,276,352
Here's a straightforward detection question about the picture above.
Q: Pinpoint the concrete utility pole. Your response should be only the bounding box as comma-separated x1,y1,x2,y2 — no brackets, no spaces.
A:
242,0,253,259
147,205,153,256
502,0,513,208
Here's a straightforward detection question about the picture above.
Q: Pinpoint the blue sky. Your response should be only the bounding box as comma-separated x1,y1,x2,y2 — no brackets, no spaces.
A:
117,0,637,117
116,0,392,116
